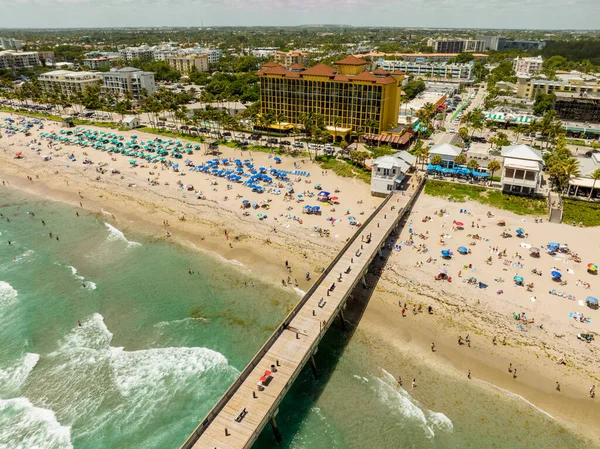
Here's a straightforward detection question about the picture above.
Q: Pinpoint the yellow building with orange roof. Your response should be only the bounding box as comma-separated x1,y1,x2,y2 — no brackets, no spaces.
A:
257,56,405,140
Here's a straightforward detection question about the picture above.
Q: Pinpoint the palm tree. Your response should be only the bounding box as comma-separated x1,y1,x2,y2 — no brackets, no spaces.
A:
431,154,442,166
467,159,480,171
332,116,342,143
487,160,501,180
454,153,467,166
513,124,527,143
275,112,287,135
589,168,600,200
366,118,379,136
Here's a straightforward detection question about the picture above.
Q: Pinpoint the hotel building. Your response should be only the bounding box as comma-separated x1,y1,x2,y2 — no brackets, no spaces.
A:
377,59,473,83
100,67,156,98
0,51,41,69
258,55,404,138
272,50,309,68
38,70,102,96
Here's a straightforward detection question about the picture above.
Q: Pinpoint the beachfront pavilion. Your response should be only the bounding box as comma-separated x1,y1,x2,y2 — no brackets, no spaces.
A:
500,144,544,195
428,143,462,168
370,150,416,196
566,152,600,199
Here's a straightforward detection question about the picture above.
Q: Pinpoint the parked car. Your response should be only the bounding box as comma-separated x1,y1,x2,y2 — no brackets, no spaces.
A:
267,138,278,144
293,142,304,148
222,131,232,137
249,134,260,140
280,140,291,145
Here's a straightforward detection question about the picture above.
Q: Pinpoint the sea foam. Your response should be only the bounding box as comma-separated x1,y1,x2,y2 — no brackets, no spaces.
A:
374,369,453,438
44,313,236,433
0,397,73,449
0,281,18,308
104,223,141,248
67,266,97,290
0,353,40,396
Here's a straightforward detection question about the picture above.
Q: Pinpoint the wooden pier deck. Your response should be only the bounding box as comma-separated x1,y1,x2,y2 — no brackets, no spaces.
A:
181,186,422,449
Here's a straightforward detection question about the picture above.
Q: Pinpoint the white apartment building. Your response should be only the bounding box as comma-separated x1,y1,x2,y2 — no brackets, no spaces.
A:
377,59,473,83
152,45,178,61
0,51,41,69
249,47,279,58
500,144,544,195
100,67,156,99
427,39,486,54
513,56,543,75
119,45,154,61
167,54,209,74
195,48,222,64
38,70,102,96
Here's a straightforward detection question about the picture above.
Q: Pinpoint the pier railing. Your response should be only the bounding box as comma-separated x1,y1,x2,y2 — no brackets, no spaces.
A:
179,192,395,449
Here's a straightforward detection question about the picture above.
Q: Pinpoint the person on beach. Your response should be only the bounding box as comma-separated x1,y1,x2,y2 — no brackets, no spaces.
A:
412,378,417,389
468,370,471,379
78,321,81,327
508,363,512,373
513,368,517,379
431,342,436,352
590,386,596,398
556,382,561,392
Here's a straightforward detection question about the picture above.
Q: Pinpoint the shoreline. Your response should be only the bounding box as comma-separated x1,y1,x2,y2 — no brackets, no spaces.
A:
2,114,600,445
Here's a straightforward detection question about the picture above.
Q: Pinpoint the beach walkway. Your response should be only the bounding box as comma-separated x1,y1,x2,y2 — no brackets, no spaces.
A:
181,182,423,449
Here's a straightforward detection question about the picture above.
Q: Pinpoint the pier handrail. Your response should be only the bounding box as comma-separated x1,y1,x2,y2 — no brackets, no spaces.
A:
179,192,395,449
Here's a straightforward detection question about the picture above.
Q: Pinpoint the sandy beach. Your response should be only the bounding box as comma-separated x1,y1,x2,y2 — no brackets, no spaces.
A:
1,112,599,445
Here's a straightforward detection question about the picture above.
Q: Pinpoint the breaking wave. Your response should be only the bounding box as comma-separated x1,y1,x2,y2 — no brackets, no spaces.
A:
104,223,141,248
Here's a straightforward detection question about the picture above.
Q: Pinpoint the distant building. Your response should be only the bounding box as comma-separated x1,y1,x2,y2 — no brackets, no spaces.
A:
100,67,156,98
513,56,543,75
500,145,544,195
516,74,600,99
427,39,485,54
167,54,209,74
257,56,405,138
120,45,154,61
249,47,279,58
38,70,102,96
553,91,600,123
356,53,488,63
0,50,41,69
187,101,248,118
0,37,23,50
377,59,473,84
370,151,416,196
195,48,222,64
82,57,112,70
476,36,546,51
272,51,309,68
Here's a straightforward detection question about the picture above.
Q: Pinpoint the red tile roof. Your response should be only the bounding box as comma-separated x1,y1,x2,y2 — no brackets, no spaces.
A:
373,68,390,75
391,70,406,76
301,63,338,77
289,63,306,70
335,55,369,66
350,71,378,82
262,62,281,68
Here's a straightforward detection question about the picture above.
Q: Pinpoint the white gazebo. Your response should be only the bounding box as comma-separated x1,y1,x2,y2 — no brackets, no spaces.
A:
428,143,462,168
500,144,544,195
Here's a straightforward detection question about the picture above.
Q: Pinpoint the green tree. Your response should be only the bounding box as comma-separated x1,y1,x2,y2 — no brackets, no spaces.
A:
534,92,555,115
431,154,442,166
487,159,501,179
467,159,480,171
454,153,467,166
589,168,600,200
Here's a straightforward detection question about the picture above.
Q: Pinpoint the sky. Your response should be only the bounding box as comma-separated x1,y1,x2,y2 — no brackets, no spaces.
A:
1,0,599,30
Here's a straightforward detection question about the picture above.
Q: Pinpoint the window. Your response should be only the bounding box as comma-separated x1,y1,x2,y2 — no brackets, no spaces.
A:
386,184,393,191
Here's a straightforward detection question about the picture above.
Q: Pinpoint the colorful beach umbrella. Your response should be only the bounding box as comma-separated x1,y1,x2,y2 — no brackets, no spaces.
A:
516,228,524,235
587,296,598,305
587,263,598,272
514,275,524,283
441,249,451,257
551,270,562,279
455,221,464,227
458,246,468,254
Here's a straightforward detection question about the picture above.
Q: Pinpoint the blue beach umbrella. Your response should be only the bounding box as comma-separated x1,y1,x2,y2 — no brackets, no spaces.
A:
516,228,524,235
586,296,598,304
458,246,468,254
441,249,451,258
551,270,562,279
514,275,524,283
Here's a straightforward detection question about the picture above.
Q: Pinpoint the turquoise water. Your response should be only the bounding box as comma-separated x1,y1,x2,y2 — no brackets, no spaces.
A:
0,188,592,449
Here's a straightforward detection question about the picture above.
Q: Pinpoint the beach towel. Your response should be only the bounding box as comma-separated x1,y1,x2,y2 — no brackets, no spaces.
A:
578,300,585,307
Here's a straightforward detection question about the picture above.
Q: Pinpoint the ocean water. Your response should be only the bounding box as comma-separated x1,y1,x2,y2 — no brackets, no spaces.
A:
0,188,591,449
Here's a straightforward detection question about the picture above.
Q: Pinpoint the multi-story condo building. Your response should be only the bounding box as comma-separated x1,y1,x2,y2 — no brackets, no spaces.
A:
82,57,112,70
167,54,209,74
0,51,41,69
476,36,546,51
553,91,600,123
151,45,178,61
377,59,473,84
195,48,222,64
38,70,102,96
0,37,23,50
513,56,544,75
119,45,154,61
100,67,156,99
427,39,486,54
516,74,600,99
258,55,405,138
272,50,309,68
